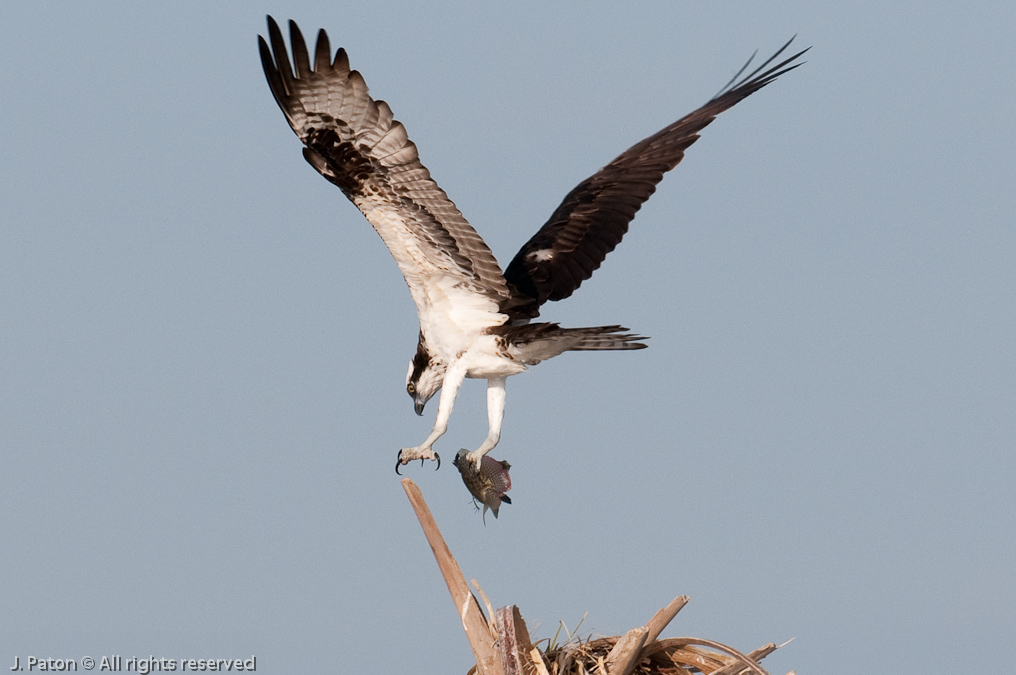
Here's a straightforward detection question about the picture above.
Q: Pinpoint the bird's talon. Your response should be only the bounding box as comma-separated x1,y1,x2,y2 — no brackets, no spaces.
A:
394,447,439,473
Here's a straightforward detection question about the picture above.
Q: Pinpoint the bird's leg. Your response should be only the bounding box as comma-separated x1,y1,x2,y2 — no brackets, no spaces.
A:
397,359,467,470
465,376,506,471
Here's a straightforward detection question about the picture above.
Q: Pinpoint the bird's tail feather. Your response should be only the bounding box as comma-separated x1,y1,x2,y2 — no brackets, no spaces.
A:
495,323,648,365
564,325,648,351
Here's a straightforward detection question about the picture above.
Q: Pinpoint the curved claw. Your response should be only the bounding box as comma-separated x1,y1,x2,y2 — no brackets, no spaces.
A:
395,448,440,473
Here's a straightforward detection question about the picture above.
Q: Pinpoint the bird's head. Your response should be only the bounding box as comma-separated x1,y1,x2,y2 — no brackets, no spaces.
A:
405,332,444,415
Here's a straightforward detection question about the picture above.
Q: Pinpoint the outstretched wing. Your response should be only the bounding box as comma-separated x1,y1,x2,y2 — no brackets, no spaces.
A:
259,17,510,343
503,39,809,319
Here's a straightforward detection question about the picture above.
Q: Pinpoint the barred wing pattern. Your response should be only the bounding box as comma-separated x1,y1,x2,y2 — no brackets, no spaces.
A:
259,18,511,326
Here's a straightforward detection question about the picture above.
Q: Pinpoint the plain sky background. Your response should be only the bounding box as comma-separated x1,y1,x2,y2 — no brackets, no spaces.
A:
2,2,1014,673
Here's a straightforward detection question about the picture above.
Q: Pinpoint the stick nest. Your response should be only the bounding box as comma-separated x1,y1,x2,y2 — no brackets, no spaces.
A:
540,635,783,675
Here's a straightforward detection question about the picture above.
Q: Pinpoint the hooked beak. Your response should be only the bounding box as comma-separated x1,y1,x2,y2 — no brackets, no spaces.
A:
414,399,426,416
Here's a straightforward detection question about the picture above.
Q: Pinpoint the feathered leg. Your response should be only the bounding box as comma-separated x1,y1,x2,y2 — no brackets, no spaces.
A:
464,376,506,471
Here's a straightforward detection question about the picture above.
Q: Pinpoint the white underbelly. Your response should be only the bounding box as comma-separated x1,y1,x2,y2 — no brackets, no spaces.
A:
460,335,527,379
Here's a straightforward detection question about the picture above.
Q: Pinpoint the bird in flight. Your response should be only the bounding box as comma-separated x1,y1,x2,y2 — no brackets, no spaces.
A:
258,17,806,475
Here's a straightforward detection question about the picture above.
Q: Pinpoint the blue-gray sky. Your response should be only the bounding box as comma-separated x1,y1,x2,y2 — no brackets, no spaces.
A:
2,2,1014,673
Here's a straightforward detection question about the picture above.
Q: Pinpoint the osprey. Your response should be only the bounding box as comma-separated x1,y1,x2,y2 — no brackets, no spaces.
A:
258,17,806,473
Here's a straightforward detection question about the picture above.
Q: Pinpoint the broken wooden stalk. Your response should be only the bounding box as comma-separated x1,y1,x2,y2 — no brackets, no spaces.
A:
401,478,503,675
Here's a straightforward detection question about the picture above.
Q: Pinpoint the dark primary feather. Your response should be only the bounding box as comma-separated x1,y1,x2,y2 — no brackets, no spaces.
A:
258,16,510,304
503,38,809,319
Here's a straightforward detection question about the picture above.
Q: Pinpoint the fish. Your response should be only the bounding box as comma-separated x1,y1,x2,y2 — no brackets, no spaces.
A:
454,450,512,522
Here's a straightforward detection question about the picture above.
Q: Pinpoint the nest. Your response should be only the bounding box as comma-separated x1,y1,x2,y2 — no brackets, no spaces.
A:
463,601,789,675
401,478,792,675
539,635,784,675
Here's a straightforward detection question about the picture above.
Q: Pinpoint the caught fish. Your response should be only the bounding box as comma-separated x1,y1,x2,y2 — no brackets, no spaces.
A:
454,450,512,522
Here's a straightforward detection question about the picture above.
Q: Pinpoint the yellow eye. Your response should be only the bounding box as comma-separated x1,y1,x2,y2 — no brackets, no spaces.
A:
407,383,416,395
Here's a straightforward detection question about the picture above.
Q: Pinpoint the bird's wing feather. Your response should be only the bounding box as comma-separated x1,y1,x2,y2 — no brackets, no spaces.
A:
259,17,509,343
502,38,809,318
